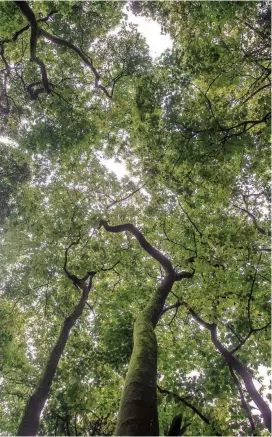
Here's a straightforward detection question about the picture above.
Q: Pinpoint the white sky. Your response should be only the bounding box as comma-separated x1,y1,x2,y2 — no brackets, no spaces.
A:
125,8,172,59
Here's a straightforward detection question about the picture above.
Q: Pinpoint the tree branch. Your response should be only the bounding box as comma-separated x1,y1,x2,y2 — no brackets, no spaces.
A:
162,300,183,315
15,1,51,95
15,1,112,99
230,320,271,354
232,203,271,236
107,184,145,209
157,385,210,426
182,301,271,431
99,220,174,274
229,366,256,434
176,197,202,236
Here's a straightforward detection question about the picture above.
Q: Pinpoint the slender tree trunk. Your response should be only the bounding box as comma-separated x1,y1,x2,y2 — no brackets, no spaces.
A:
210,327,271,432
184,303,271,432
116,275,175,436
17,286,90,436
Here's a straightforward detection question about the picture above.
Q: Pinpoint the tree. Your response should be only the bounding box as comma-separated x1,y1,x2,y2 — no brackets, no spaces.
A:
0,1,270,436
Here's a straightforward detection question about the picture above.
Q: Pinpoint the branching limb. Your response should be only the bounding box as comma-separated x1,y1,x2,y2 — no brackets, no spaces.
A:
162,299,183,315
232,203,271,236
229,366,256,434
182,301,271,431
107,184,145,209
1,8,58,45
230,320,271,354
247,252,262,331
99,220,194,281
162,217,196,253
221,112,271,137
15,1,113,99
176,197,202,236
63,237,81,284
99,220,174,274
15,1,51,95
157,385,210,425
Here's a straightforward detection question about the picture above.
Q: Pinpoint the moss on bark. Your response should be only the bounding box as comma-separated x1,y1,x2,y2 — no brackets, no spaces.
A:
115,275,175,436
115,313,159,436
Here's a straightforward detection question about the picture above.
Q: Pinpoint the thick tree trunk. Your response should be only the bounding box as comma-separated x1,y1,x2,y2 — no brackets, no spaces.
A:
99,220,193,436
17,286,90,436
116,275,175,435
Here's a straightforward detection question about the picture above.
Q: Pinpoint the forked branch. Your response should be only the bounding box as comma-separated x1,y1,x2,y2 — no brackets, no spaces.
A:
15,1,114,99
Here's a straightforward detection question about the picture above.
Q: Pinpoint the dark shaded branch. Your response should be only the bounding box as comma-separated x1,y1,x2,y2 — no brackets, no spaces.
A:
107,184,145,209
157,385,210,425
99,220,174,274
230,320,271,354
3,6,57,45
224,323,243,343
15,1,38,26
162,300,183,315
40,28,112,98
99,260,120,273
183,301,271,432
176,197,202,236
63,237,81,283
1,23,30,44
15,1,51,95
223,112,271,137
182,301,214,330
243,82,271,104
247,252,262,330
162,217,196,253
229,366,256,434
232,204,271,236
15,1,112,99
193,82,223,131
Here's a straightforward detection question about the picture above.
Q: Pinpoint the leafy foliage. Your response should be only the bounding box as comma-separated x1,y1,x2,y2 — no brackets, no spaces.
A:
0,1,270,436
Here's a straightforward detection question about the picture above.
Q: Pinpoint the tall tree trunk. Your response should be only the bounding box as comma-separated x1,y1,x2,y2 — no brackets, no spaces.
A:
17,285,90,436
99,221,193,436
116,275,175,435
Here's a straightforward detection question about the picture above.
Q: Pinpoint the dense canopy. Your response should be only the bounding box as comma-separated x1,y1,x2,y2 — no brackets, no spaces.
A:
0,1,271,436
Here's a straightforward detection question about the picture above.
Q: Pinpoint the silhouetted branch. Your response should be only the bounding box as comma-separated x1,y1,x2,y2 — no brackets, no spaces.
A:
157,385,210,425
230,320,271,354
182,300,271,431
229,366,256,434
107,184,145,209
232,203,271,236
15,1,113,99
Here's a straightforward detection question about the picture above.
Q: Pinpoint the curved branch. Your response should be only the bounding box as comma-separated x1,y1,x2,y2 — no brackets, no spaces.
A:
40,28,112,98
230,320,271,354
232,204,271,236
162,299,183,315
99,220,174,274
157,385,210,426
107,184,145,209
184,302,271,432
15,1,112,99
247,252,262,331
1,9,58,45
15,1,50,95
18,271,96,436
